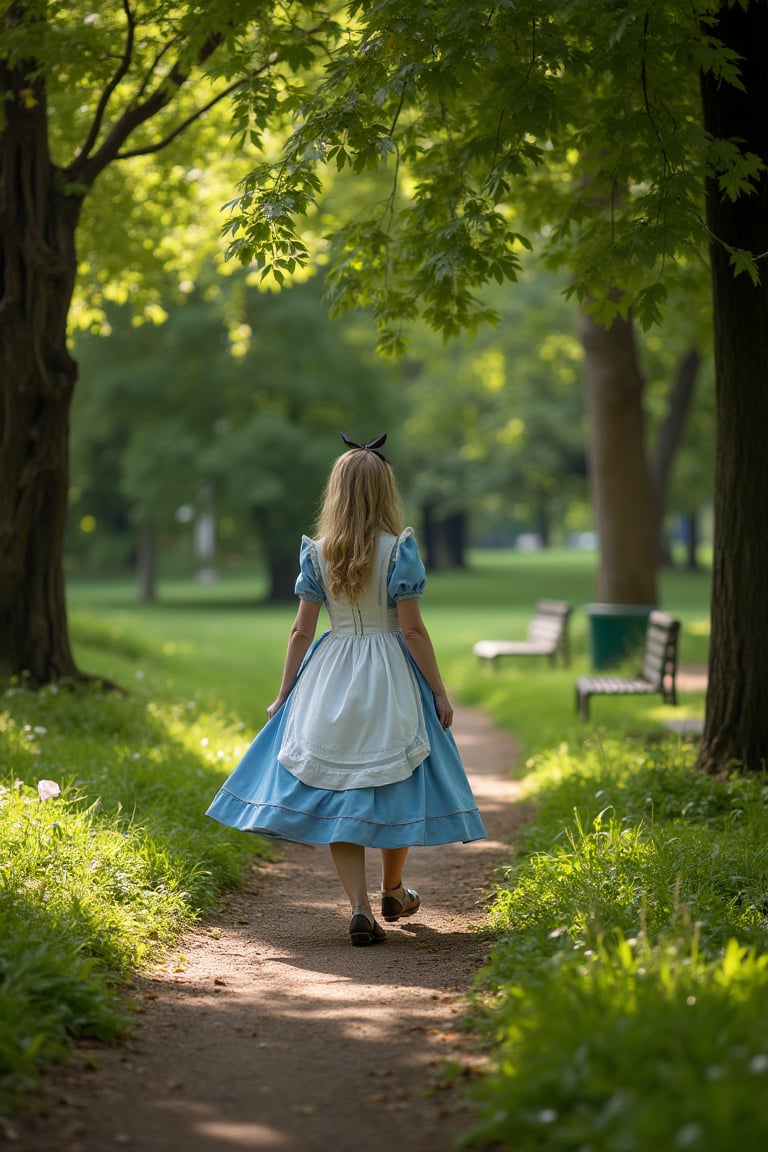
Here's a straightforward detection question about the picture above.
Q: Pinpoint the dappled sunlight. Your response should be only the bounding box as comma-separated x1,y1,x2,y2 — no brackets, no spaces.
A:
61,708,521,1151
190,1115,289,1148
71,815,510,1149
461,769,523,810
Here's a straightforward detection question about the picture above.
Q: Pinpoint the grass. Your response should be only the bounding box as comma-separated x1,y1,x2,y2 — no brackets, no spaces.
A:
1,546,718,1131
0,625,276,1113
412,557,768,1152
462,742,768,1152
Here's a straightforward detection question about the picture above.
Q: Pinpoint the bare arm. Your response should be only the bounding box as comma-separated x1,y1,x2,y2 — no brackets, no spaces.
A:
396,598,454,729
266,599,322,719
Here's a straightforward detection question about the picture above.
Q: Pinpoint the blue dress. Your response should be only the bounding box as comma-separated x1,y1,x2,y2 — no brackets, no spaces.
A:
205,529,487,848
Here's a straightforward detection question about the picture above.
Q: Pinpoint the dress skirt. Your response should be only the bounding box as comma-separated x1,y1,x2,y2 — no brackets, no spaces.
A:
206,633,487,848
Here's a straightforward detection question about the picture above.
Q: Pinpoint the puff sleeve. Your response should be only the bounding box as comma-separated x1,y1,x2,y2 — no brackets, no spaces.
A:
387,529,426,602
294,536,325,603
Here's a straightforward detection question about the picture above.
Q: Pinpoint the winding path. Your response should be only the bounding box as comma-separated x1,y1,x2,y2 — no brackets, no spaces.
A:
20,708,525,1152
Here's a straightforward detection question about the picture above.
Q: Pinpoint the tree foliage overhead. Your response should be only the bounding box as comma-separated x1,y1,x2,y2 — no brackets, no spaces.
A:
228,0,763,351
1,0,341,322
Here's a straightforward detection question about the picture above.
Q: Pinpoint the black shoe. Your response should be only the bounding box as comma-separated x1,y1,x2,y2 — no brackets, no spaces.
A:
349,910,387,946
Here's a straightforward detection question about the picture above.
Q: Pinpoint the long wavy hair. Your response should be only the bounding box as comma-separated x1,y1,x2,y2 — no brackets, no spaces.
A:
315,448,403,602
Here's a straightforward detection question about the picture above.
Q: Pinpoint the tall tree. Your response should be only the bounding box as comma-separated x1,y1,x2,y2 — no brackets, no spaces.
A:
0,0,339,683
650,348,703,564
698,1,768,774
229,0,768,772
579,307,657,604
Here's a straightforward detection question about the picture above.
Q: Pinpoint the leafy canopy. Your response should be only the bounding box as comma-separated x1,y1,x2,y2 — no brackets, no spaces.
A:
1,0,343,327
227,0,765,352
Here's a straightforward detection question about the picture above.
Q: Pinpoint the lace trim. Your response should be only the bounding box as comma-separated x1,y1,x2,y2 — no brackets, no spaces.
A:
388,526,415,577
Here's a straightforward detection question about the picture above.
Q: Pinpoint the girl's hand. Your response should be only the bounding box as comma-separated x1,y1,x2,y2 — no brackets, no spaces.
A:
433,692,454,730
266,698,284,720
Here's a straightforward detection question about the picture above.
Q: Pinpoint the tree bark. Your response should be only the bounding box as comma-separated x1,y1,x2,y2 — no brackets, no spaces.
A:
651,349,701,563
0,55,84,682
698,2,768,774
579,308,658,605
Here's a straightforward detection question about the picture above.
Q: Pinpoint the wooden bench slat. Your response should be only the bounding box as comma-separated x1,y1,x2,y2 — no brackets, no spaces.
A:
576,611,681,721
577,677,657,695
643,635,669,660
474,640,555,658
474,600,572,668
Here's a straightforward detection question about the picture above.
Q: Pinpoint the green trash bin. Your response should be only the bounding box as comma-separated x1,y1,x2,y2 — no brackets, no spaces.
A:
585,604,655,670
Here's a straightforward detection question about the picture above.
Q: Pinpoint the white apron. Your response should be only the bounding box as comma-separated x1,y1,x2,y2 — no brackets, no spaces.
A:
277,533,430,790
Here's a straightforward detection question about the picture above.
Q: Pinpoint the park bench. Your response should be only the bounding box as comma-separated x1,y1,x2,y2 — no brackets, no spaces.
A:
575,609,681,722
473,600,572,668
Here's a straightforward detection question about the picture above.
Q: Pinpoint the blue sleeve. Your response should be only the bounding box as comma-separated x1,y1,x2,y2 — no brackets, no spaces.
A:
387,530,426,602
294,536,325,602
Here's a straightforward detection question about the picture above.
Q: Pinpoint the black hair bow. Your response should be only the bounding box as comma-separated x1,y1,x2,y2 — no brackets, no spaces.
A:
339,431,390,463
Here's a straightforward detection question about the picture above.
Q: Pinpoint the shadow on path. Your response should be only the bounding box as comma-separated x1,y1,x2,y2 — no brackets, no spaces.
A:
19,708,527,1152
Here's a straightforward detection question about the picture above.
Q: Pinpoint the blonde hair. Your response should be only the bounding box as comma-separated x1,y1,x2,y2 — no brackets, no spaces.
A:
316,449,403,601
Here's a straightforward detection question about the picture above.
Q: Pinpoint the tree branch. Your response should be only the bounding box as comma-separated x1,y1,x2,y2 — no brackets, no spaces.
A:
74,0,136,165
387,77,407,139
113,72,261,160
133,31,183,105
66,28,228,184
640,12,670,178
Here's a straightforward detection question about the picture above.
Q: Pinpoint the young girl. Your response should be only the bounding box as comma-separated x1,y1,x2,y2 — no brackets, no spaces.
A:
206,434,486,946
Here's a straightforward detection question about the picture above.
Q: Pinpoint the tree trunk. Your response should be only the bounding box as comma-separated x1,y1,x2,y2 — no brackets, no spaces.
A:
535,503,551,549
441,512,467,569
136,520,157,604
0,56,84,683
266,549,300,602
657,529,674,569
682,512,700,572
651,349,701,563
421,504,436,571
420,506,467,570
579,308,658,605
698,2,768,774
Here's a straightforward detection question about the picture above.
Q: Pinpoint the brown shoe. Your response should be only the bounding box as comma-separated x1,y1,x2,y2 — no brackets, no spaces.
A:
381,884,421,923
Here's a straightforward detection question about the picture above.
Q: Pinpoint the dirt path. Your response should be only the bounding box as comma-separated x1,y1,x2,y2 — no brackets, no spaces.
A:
18,708,525,1152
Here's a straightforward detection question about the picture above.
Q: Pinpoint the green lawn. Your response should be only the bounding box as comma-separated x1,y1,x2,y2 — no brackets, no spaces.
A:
66,546,711,724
